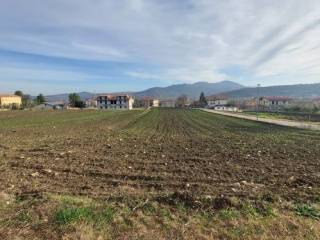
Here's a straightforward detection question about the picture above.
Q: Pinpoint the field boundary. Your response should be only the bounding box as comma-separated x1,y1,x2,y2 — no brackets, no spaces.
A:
202,109,320,131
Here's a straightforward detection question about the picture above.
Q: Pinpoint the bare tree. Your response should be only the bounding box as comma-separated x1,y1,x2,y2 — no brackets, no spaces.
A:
175,95,188,108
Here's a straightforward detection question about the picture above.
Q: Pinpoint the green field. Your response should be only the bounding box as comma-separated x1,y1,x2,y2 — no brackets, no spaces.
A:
243,111,320,123
1,108,320,239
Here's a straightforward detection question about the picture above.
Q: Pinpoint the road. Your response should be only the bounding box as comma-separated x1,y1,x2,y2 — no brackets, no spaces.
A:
202,109,320,131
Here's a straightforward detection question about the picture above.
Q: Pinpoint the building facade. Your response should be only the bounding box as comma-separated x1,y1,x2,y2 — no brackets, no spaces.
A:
97,95,134,110
206,95,228,108
0,95,22,108
152,99,159,107
259,96,291,110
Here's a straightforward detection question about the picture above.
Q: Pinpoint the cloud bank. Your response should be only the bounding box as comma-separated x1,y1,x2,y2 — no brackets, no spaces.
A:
0,0,319,93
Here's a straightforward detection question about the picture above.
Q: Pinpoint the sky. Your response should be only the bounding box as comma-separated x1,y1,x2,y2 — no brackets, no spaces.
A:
0,0,320,95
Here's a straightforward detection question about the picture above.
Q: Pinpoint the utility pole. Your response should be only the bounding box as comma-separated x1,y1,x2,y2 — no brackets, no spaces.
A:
256,84,261,120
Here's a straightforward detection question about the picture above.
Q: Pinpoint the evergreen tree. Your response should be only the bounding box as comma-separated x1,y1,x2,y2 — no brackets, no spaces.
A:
199,92,207,107
14,90,23,97
35,94,46,105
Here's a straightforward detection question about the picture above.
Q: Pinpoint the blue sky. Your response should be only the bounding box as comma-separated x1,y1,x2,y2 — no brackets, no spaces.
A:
0,0,320,95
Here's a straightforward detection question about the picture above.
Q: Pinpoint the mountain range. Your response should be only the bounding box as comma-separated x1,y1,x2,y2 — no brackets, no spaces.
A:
223,83,320,99
44,80,243,101
133,81,243,99
43,81,320,102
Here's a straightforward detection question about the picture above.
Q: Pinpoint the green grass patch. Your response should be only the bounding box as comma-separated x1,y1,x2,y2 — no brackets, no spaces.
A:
241,202,274,218
98,207,117,224
294,204,320,220
54,207,94,225
218,208,240,220
54,206,116,225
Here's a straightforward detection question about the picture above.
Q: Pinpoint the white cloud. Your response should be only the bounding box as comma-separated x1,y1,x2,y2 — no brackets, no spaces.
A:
0,0,319,87
127,68,227,83
0,66,102,83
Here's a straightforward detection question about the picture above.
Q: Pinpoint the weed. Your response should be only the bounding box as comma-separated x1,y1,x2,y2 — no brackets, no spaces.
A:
99,207,116,224
198,211,214,227
294,204,320,220
54,207,94,225
141,202,156,215
254,202,274,217
218,208,240,220
54,205,117,226
159,208,173,222
59,196,83,206
241,202,274,218
17,210,33,224
242,203,260,217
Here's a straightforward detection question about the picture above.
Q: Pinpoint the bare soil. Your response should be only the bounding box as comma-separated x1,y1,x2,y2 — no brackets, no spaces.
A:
1,108,320,202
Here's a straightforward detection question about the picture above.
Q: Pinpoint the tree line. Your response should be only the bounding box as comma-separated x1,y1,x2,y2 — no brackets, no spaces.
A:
175,92,208,108
10,91,85,109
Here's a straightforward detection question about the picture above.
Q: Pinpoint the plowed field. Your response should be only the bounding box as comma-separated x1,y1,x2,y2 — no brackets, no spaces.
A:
1,108,320,202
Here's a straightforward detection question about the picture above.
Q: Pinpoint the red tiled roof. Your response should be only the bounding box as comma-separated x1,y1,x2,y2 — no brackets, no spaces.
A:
206,95,228,101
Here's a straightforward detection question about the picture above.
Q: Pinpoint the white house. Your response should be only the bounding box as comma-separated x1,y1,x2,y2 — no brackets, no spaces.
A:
259,96,291,110
206,95,229,108
141,97,159,108
152,99,159,107
97,95,134,110
214,106,238,112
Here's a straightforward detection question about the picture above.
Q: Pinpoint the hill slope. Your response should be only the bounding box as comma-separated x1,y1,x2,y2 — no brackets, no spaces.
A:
44,92,95,102
43,81,243,101
133,81,243,99
223,83,320,99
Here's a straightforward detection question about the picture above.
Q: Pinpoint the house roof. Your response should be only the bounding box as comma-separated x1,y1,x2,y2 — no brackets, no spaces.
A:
96,94,133,100
264,96,292,101
206,95,228,101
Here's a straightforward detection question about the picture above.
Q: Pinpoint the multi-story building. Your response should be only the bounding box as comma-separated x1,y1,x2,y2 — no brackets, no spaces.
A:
206,95,228,108
96,95,134,110
0,94,22,108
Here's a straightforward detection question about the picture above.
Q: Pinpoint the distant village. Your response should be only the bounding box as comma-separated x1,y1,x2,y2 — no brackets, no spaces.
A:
1,90,320,114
